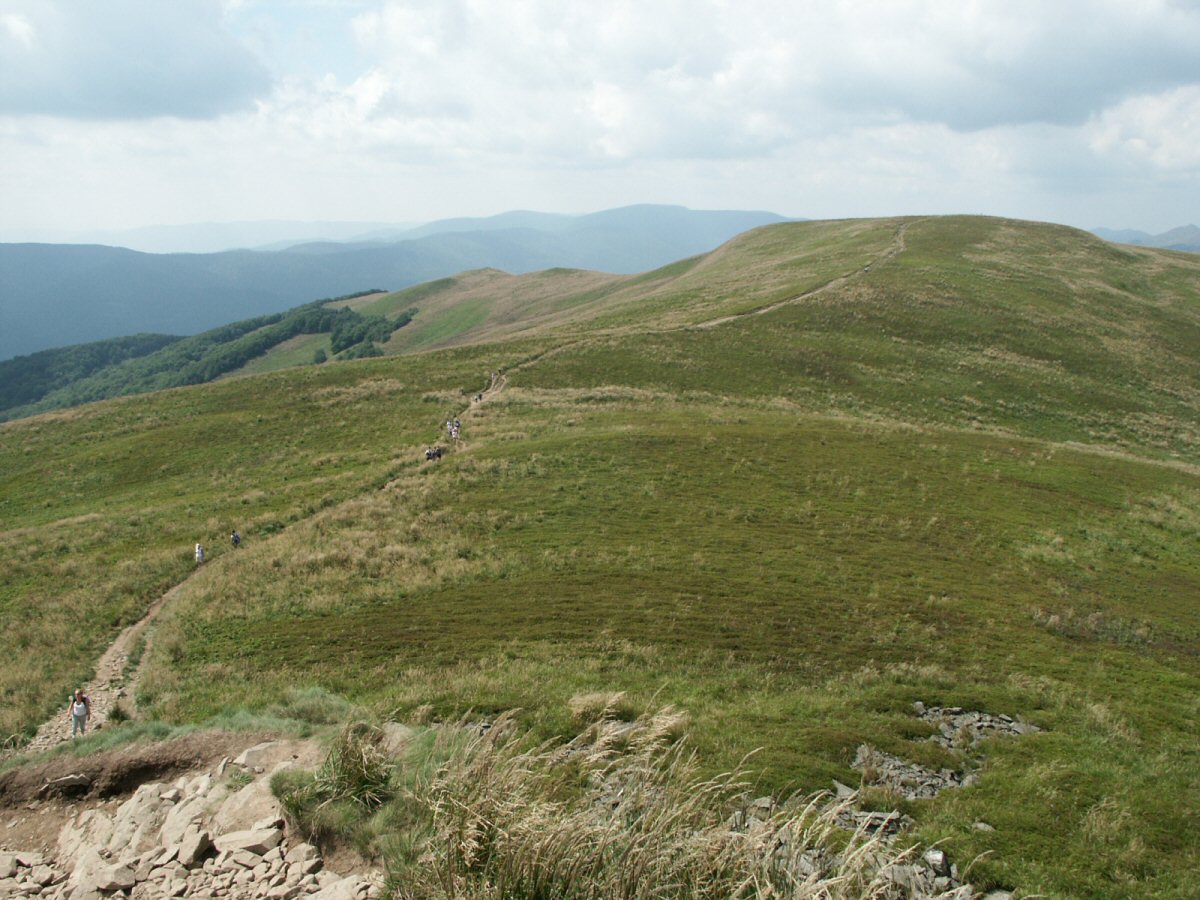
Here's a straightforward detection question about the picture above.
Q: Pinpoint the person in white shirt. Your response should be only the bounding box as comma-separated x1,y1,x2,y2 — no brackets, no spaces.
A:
68,688,91,737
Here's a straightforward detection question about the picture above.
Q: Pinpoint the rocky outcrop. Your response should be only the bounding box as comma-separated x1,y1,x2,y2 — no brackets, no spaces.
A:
913,704,1040,750
853,702,1043,802
853,744,970,800
1,741,381,899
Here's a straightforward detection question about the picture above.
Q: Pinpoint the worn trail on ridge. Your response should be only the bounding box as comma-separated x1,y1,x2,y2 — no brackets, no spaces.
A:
10,374,506,758
11,578,188,757
9,225,907,756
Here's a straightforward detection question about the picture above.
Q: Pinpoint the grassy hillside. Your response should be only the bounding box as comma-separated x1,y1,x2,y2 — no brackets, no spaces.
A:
1,216,1198,897
0,291,403,420
0,205,786,360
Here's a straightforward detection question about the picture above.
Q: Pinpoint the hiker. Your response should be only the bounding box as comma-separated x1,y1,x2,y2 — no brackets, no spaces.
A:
195,543,204,564
231,530,241,549
68,688,91,737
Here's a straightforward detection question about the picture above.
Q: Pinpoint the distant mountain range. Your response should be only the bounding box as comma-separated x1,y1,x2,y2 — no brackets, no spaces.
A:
1091,224,1200,252
0,205,787,361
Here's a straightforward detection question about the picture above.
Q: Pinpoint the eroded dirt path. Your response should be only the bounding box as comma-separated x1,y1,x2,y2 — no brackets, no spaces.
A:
10,223,907,758
12,576,197,757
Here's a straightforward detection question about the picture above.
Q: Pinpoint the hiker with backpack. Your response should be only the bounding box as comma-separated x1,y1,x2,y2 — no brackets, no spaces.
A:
68,688,91,737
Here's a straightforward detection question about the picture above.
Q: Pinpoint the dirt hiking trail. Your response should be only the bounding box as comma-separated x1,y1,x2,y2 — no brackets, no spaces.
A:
12,577,196,757
691,220,915,331
12,371,509,759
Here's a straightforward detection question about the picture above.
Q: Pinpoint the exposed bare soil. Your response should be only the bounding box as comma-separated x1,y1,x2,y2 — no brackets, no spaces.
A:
0,730,277,857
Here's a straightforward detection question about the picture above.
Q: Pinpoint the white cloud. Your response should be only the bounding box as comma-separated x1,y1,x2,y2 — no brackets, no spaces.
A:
1089,86,1200,171
1,12,34,47
240,0,1197,171
0,0,271,119
3,0,1200,235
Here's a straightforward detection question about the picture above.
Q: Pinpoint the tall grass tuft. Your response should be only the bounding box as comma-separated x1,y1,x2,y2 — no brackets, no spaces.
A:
387,707,931,899
274,721,396,846
316,721,395,810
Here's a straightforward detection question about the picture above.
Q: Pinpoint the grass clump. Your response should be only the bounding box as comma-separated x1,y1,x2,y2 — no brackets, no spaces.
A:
272,704,948,898
275,721,395,846
380,707,929,899
265,686,357,726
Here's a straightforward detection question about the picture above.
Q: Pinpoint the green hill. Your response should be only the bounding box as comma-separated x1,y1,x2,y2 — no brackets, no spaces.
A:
0,290,409,421
1,216,1198,896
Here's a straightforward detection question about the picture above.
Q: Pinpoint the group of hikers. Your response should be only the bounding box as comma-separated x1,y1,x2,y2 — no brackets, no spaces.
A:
194,529,241,565
424,419,458,461
424,372,498,462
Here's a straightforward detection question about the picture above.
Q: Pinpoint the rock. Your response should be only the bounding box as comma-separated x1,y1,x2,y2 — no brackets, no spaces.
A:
284,842,319,866
29,865,57,886
983,891,1013,900
58,810,114,865
254,814,285,832
974,820,996,832
310,875,364,900
912,701,926,716
213,778,280,835
853,744,961,800
923,848,951,877
831,779,856,799
15,851,45,868
105,782,170,857
159,794,211,847
0,853,15,878
296,855,323,877
38,773,91,799
214,826,283,855
917,704,1042,749
234,742,280,770
72,848,135,894
178,829,212,867
229,849,263,870
160,788,183,803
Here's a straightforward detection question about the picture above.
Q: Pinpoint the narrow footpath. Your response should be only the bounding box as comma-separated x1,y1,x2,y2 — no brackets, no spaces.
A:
14,579,190,757
13,373,508,759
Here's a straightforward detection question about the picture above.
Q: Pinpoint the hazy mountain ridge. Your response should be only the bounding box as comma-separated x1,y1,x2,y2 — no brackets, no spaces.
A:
1092,223,1200,252
0,206,788,361
5,216,1199,458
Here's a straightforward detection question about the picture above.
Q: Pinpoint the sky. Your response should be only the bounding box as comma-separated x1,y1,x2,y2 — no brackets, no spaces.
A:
2,0,1200,243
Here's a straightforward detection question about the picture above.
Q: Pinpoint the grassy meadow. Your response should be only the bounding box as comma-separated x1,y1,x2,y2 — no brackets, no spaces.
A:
1,216,1198,897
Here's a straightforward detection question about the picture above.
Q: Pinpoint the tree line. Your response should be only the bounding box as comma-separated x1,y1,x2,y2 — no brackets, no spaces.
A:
1,291,416,421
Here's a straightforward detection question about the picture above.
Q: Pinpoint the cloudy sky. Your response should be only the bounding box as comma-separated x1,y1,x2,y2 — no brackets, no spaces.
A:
2,0,1199,243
